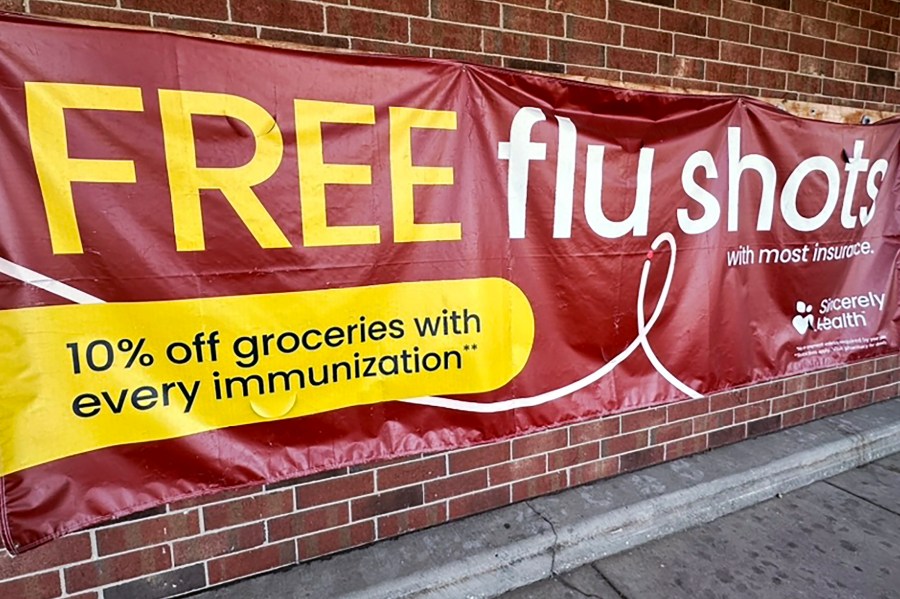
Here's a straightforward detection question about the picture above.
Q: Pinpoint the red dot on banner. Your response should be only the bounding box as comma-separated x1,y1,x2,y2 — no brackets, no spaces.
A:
647,250,654,260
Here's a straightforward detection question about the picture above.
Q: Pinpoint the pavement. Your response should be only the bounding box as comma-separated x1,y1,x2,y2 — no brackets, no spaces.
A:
195,397,900,599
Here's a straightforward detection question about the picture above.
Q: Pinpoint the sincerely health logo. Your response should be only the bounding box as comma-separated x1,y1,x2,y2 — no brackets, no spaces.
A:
792,292,885,335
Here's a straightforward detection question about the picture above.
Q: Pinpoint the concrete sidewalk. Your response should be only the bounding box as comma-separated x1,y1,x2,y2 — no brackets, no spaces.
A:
194,398,900,599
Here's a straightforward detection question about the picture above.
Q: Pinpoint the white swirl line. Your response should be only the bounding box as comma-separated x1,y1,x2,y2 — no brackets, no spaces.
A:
402,232,702,413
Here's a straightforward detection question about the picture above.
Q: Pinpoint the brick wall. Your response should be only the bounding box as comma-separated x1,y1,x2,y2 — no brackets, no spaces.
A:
1,0,897,111
1,1,898,597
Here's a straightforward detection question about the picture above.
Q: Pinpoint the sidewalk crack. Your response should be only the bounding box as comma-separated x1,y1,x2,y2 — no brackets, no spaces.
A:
525,501,605,599
590,562,629,599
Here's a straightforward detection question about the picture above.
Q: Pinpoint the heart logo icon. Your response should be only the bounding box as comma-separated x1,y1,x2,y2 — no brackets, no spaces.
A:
792,300,814,335
792,313,810,335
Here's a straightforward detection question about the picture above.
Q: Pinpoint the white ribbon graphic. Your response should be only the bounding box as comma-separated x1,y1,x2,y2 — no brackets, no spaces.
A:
403,232,702,413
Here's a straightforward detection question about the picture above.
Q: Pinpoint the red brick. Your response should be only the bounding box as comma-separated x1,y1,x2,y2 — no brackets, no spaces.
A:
836,377,866,397
721,41,762,65
548,442,601,470
747,414,782,437
609,0,661,27
665,435,708,460
569,457,620,486
431,49,503,65
693,410,734,433
815,398,846,418
552,0,608,18
203,490,293,530
425,469,488,501
173,523,265,566
567,15,623,44
751,25,789,50
845,390,874,410
569,65,624,79
763,48,800,70
620,446,665,473
828,3,861,25
65,546,171,593
675,34,719,59
856,83,886,102
789,33,826,56
748,381,784,403
661,8,706,35
504,0,547,7
484,30,548,59
668,397,710,422
0,0,23,10
677,0,721,16
836,23,869,45
652,420,692,444
294,472,374,508
97,511,199,556
123,0,227,20
764,7,800,31
621,406,667,432
718,83,760,95
824,40,858,62
351,0,428,16
551,38,606,65
861,9,892,33
602,431,648,456
659,55,705,78
66,593,99,599
723,0,762,24
351,486,423,520
351,39,431,56
875,355,899,371
298,521,376,561
30,1,151,25
708,424,746,448
231,0,323,30
799,56,835,77
268,503,350,541
449,442,511,473
0,533,91,579
327,6,409,41
872,382,899,401
708,17,750,42
794,0,828,18
708,389,747,412
505,57,566,73
431,0,500,26
801,16,836,39
490,455,547,485
806,384,838,404
570,417,621,444
513,471,568,502
873,0,900,17
513,429,568,458
207,542,296,585
869,31,899,53
448,486,510,519
378,503,447,538
607,47,658,72
817,367,848,385
411,19,481,51
783,405,816,427
772,392,806,413
155,15,258,38
823,79,856,98
504,5,565,36
0,572,61,599
735,401,770,422
377,458,444,491
624,26,673,53
749,66,786,88
835,61,866,81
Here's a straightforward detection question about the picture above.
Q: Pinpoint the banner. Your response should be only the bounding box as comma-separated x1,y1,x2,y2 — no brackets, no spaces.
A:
0,14,897,551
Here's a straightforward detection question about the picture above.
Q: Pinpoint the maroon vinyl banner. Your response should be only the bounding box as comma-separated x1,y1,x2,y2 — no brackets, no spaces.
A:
0,14,898,551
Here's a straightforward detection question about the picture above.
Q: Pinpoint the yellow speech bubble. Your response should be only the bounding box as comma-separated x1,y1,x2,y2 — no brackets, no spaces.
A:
0,278,534,475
